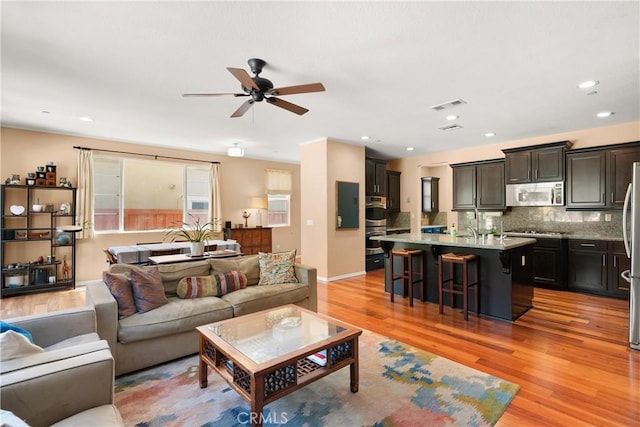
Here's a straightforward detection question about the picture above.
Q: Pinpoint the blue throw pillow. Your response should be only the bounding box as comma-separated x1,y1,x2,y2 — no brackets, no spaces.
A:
0,321,34,343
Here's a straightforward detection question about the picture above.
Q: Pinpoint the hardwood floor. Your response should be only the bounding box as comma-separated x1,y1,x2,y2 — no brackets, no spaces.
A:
2,270,639,426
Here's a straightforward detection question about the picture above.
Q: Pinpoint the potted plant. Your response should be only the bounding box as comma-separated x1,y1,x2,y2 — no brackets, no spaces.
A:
164,214,215,257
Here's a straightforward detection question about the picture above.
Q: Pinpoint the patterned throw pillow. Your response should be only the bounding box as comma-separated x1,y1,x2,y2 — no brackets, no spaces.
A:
130,267,168,313
177,270,248,298
258,249,298,285
103,272,137,319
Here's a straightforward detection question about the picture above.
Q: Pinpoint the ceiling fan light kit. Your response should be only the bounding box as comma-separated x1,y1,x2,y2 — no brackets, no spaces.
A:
183,58,325,118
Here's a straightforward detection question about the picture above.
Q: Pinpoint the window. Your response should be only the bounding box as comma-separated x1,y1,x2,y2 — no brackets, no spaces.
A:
93,156,211,232
266,169,292,228
267,194,291,227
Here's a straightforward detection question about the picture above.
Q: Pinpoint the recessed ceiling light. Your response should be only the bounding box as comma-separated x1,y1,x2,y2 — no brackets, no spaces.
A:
485,132,495,137
79,116,93,122
406,147,414,151
578,80,599,89
445,114,459,121
596,111,614,118
361,136,370,140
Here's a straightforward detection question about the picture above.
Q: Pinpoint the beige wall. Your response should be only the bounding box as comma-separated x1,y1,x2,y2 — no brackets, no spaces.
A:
388,121,640,232
1,127,301,281
300,138,365,280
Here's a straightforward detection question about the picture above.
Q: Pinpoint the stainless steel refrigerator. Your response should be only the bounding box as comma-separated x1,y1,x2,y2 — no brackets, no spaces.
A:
621,162,640,351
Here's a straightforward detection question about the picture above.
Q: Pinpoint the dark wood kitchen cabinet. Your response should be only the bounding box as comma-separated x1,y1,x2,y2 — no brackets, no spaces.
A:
568,239,608,294
386,171,401,213
532,238,567,290
452,159,505,211
568,239,629,298
421,176,439,213
609,241,631,298
566,142,640,209
503,141,570,184
366,157,387,196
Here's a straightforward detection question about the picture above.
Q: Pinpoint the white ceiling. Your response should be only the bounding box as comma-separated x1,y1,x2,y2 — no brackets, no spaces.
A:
2,1,639,164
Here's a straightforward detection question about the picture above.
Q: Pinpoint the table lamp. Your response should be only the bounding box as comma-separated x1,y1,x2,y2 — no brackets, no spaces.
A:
251,197,267,228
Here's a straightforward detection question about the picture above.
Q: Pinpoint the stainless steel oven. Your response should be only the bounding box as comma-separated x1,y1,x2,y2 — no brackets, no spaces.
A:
366,227,386,255
366,196,387,221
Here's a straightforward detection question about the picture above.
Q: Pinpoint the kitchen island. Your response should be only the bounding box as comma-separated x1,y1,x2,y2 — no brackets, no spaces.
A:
371,233,537,321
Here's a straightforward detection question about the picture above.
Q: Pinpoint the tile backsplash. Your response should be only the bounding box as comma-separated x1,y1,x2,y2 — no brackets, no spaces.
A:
458,207,622,237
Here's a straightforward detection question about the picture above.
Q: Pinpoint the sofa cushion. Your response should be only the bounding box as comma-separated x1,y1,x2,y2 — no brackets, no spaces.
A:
50,404,123,427
103,272,137,319
157,260,211,296
130,267,168,313
258,250,298,285
45,332,101,351
177,271,247,298
210,255,260,285
220,282,309,317
117,297,233,343
0,330,44,361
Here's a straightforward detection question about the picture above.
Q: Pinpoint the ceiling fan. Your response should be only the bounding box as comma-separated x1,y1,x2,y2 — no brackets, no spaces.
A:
182,58,325,118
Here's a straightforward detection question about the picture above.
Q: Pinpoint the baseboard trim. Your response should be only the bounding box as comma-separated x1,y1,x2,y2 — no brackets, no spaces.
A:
318,270,367,282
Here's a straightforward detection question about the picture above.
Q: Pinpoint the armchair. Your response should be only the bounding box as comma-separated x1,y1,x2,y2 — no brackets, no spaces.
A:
0,306,122,427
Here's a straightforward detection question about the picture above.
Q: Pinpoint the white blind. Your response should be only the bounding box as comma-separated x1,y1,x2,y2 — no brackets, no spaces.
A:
266,169,292,194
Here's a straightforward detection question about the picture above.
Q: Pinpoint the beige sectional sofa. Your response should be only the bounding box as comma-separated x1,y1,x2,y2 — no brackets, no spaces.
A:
85,254,317,376
0,306,122,427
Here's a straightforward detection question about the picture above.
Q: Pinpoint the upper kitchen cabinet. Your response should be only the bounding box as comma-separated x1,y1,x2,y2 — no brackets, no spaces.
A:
421,176,439,213
387,171,401,213
451,159,505,211
566,141,640,209
366,157,387,196
503,141,571,184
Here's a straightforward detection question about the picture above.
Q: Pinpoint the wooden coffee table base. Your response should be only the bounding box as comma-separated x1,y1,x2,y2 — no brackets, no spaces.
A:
198,335,360,427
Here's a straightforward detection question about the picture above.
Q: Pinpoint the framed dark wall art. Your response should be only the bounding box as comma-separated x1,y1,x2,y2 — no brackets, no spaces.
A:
336,181,359,229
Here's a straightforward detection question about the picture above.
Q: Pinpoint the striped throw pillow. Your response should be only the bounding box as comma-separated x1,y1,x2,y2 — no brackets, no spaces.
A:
177,270,248,298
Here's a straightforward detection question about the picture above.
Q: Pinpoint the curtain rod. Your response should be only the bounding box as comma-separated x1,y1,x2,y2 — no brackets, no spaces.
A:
73,146,220,164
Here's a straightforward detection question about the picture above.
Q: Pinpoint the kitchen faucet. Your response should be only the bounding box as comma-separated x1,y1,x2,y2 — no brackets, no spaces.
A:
468,207,480,240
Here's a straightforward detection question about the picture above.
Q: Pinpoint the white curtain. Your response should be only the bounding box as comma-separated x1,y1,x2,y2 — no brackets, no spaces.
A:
76,149,94,239
209,163,222,232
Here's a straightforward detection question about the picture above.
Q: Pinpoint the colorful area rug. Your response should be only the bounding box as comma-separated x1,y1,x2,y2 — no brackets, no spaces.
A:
114,330,518,426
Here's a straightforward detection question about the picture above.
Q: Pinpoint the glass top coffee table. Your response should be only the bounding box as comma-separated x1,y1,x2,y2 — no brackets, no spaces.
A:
196,305,362,426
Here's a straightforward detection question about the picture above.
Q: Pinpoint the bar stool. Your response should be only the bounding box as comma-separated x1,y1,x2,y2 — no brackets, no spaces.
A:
438,253,479,320
390,248,424,307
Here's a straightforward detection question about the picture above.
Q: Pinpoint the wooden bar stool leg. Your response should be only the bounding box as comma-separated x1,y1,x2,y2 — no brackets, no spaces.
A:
438,256,443,314
463,260,469,321
390,255,395,303
408,255,414,307
474,260,479,316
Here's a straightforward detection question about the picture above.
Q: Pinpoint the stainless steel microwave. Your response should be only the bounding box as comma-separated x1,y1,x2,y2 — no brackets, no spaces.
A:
506,181,564,207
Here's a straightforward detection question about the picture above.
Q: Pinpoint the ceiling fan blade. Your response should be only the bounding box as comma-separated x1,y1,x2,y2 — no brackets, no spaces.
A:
227,67,259,91
231,99,254,118
268,82,325,96
266,97,309,115
182,93,248,97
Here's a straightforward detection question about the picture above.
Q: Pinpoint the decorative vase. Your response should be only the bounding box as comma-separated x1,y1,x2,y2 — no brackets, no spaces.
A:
56,233,71,245
190,242,205,257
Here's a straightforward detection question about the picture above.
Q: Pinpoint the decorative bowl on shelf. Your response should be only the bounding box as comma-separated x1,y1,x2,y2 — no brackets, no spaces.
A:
9,205,25,215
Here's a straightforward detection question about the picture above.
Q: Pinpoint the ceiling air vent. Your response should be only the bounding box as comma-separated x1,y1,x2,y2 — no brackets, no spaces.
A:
431,98,467,111
439,124,463,131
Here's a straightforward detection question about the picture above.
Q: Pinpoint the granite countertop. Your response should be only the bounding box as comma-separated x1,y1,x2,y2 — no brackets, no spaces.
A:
371,232,536,250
